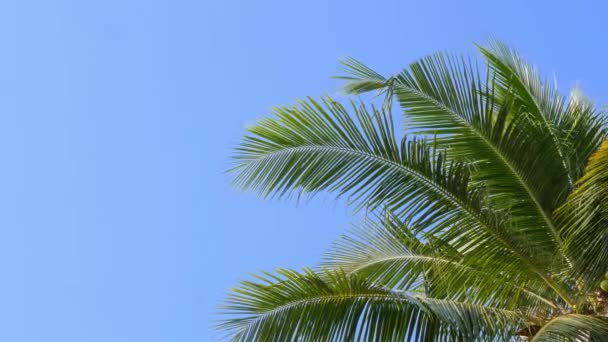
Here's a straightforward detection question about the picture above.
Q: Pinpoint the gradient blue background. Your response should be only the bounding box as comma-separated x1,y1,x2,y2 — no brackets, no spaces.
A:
1,0,606,340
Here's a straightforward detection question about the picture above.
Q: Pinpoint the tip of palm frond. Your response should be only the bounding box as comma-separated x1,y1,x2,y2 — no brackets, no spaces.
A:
338,57,385,80
334,57,387,95
589,138,608,162
475,37,512,53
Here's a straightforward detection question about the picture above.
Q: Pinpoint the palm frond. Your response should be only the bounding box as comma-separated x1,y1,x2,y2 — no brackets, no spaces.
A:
478,40,575,187
560,86,607,183
339,51,566,262
231,97,570,297
323,212,558,312
232,96,575,305
530,314,608,341
336,57,395,111
556,139,608,292
479,40,607,198
221,42,608,340
231,97,477,223
218,268,525,341
335,57,388,94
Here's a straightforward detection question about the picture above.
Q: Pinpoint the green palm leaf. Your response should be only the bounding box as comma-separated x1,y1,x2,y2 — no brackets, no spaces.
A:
218,268,524,341
323,212,558,312
338,53,565,260
221,41,608,340
230,97,573,299
531,314,608,341
479,40,607,189
556,139,608,292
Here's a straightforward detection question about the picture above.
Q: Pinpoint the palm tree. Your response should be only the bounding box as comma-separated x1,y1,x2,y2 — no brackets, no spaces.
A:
217,41,608,341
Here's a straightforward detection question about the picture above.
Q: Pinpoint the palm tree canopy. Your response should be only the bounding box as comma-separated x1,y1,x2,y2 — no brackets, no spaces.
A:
219,41,608,341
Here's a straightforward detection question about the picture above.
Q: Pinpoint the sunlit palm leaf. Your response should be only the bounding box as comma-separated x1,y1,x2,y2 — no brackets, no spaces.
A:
218,269,524,341
479,41,575,188
338,53,564,262
221,41,608,340
556,139,608,292
479,41,607,191
230,97,560,292
530,314,608,341
323,212,558,313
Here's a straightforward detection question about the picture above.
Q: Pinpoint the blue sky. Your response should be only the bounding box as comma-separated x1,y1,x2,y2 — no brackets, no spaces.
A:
1,0,607,341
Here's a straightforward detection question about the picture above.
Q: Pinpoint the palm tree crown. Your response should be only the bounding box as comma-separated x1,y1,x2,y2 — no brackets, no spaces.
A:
218,41,608,341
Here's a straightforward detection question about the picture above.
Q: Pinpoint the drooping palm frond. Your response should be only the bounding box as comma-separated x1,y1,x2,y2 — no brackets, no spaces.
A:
323,212,558,313
530,314,608,341
556,139,608,293
231,96,459,218
217,268,525,341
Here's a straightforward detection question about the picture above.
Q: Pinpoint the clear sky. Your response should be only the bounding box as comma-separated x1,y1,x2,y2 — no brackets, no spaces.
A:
1,0,607,341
